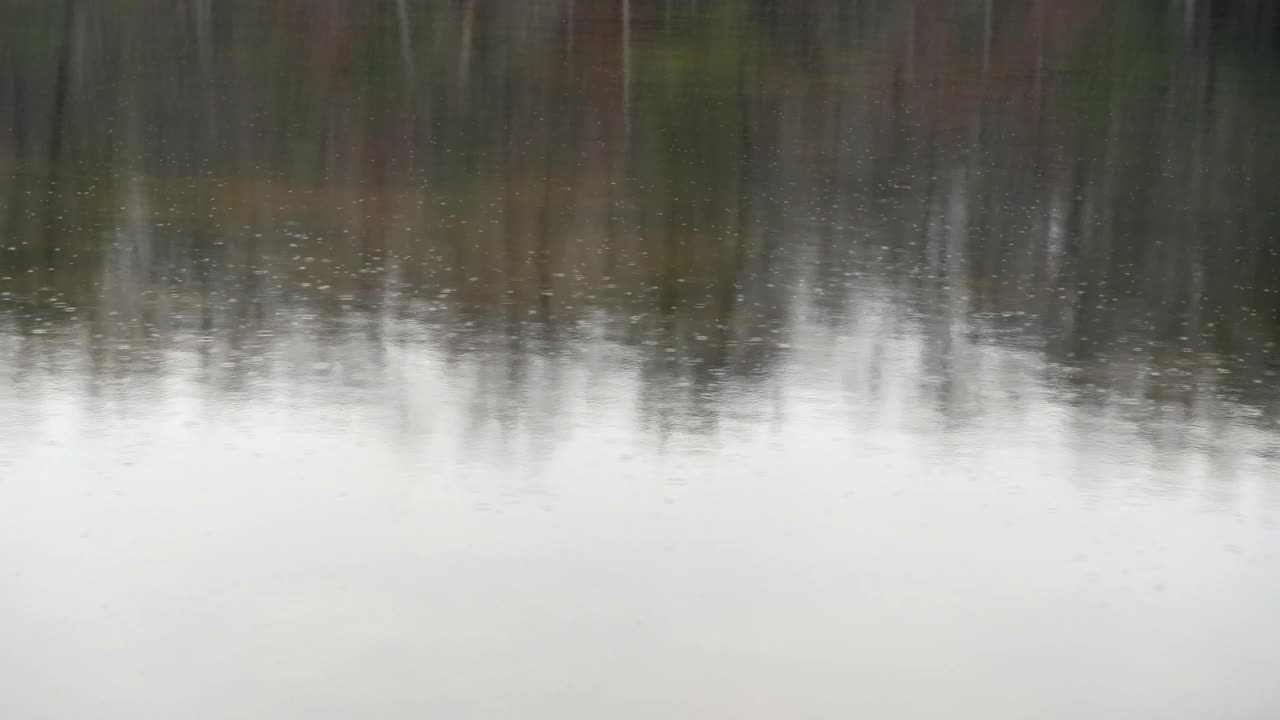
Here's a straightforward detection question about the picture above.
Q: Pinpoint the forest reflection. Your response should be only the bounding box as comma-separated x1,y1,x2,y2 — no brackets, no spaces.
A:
1,0,1278,478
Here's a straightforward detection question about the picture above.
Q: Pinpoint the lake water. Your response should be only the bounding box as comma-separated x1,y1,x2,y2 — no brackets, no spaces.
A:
2,2,1280,718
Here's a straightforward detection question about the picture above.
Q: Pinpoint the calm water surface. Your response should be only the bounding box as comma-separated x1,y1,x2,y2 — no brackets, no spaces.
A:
3,3,1280,718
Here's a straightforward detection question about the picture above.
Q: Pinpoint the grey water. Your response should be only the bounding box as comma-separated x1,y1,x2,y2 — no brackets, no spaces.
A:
2,2,1280,718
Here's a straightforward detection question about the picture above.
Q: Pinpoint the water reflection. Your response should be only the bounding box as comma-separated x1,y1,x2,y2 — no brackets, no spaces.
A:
2,2,1280,718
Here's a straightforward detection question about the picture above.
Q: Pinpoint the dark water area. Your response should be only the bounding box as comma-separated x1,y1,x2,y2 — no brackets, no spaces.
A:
2,2,1280,718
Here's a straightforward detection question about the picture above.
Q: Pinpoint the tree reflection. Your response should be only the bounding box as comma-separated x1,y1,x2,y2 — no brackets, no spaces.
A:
0,0,1277,453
